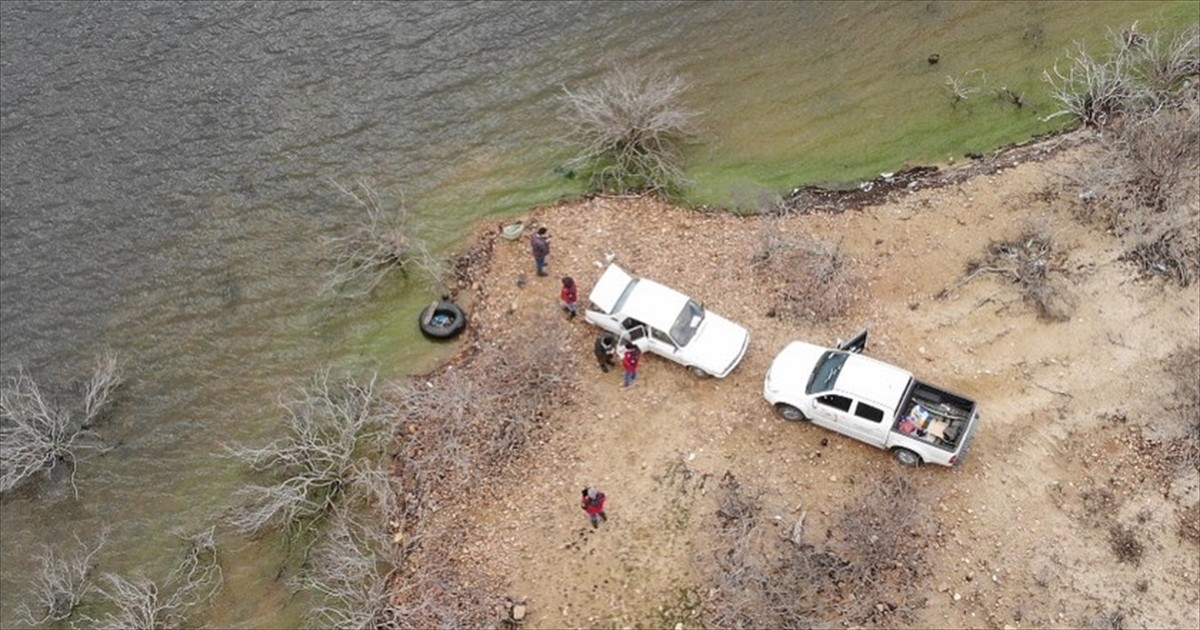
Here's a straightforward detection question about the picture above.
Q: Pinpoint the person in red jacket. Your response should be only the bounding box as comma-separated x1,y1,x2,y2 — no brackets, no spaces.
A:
622,341,641,388
581,486,608,529
560,276,578,319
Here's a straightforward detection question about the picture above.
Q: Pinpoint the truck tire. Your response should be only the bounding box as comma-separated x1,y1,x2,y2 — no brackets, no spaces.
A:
891,447,922,467
688,366,709,378
419,300,467,340
775,404,808,422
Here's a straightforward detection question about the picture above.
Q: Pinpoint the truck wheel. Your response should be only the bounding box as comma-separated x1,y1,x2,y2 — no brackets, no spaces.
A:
688,366,709,378
892,448,922,467
775,404,808,422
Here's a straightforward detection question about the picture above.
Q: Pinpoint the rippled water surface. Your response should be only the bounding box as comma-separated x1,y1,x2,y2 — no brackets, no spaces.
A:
1,1,1191,626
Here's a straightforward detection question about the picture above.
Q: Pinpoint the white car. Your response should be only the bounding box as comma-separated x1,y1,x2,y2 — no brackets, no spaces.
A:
584,264,750,378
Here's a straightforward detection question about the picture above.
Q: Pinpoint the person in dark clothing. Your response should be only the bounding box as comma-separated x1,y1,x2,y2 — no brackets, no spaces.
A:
560,276,578,319
581,486,608,529
622,341,641,388
593,333,617,372
530,227,551,276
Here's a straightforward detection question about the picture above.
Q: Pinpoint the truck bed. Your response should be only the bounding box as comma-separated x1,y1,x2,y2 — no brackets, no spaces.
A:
892,381,977,451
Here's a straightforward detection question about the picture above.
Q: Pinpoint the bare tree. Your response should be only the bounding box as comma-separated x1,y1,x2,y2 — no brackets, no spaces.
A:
18,531,108,626
321,179,445,299
225,370,386,538
1,352,124,496
559,65,697,196
80,527,222,630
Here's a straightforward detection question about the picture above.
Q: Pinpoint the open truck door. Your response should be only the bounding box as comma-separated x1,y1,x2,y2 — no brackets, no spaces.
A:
836,327,869,354
621,324,650,353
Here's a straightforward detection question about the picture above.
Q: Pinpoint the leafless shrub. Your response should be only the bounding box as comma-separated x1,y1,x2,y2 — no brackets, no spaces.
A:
964,228,1075,321
700,473,931,629
1165,346,1200,471
1091,607,1128,630
82,526,222,630
18,531,108,626
944,69,984,106
1043,38,1138,127
1107,524,1144,565
225,370,386,538
752,218,857,323
1126,23,1200,94
321,179,445,299
1178,502,1200,545
559,65,697,196
1080,484,1121,527
1,353,124,496
298,467,402,630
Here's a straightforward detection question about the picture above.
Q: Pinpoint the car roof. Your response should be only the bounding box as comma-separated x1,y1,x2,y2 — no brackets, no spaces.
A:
621,278,690,332
833,353,911,412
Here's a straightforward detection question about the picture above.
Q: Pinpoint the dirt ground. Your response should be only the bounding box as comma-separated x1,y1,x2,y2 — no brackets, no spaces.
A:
427,131,1199,629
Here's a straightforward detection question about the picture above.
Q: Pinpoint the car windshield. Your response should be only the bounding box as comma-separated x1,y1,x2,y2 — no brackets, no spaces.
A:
806,351,848,394
669,299,705,346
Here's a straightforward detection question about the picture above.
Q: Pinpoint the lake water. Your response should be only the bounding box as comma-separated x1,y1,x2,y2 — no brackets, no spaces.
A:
1,1,1191,626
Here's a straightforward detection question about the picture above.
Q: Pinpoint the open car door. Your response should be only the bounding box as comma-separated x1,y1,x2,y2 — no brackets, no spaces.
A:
836,327,869,354
620,325,650,353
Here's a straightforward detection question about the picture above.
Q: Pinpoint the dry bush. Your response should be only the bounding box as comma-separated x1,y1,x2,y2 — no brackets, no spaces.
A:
388,316,571,506
321,179,444,299
1,352,124,496
700,472,931,629
1178,502,1200,545
1072,98,1200,285
81,527,222,630
366,318,572,626
1107,524,1145,565
559,65,697,196
1165,346,1200,471
1043,24,1198,128
18,532,108,626
1050,24,1200,286
752,218,857,323
964,229,1076,321
225,370,386,538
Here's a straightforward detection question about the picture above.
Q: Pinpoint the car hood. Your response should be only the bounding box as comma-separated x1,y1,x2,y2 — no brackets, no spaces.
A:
765,341,827,393
680,312,749,377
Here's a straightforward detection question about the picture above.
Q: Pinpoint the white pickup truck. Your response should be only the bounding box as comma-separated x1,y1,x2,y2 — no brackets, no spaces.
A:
584,264,750,378
762,330,979,466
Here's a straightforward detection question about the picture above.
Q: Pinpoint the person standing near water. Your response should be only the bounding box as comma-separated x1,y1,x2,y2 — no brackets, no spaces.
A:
530,227,550,276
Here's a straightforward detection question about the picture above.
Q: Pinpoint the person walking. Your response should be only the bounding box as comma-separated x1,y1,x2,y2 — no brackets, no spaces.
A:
530,227,551,277
621,341,641,388
593,333,616,372
581,486,608,529
560,276,578,319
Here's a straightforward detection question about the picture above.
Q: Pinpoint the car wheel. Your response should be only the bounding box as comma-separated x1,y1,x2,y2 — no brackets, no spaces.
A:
774,404,808,422
688,366,709,378
892,448,921,467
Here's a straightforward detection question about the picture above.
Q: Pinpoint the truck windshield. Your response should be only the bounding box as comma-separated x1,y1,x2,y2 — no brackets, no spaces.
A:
669,300,704,346
806,351,848,394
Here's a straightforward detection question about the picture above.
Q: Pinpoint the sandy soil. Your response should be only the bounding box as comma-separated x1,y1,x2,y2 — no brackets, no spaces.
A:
431,131,1199,629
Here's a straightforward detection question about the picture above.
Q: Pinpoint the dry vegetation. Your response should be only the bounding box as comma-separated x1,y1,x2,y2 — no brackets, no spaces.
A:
0,352,123,496
17,533,107,626
321,179,444,299
1047,24,1200,285
700,473,932,628
961,228,1076,322
751,216,857,323
559,65,697,196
